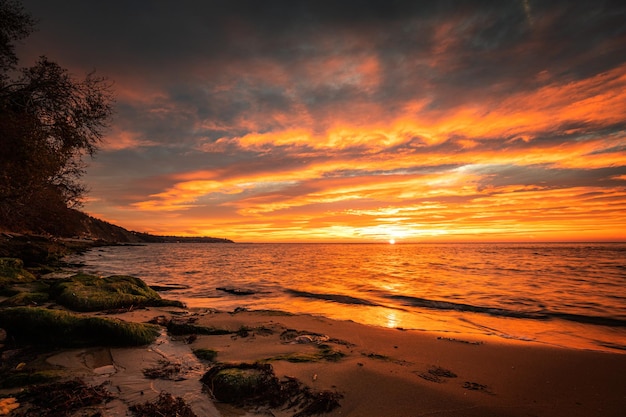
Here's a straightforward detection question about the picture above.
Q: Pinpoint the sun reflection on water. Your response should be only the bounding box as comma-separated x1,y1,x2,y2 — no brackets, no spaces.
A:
385,311,399,328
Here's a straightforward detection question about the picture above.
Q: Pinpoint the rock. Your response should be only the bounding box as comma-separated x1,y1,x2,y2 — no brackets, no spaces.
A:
201,363,343,415
52,274,184,312
216,287,256,296
201,363,282,406
0,291,49,307
0,307,160,347
0,258,36,291
149,284,190,292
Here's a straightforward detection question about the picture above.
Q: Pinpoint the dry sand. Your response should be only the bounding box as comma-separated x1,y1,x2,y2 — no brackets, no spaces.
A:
4,306,625,416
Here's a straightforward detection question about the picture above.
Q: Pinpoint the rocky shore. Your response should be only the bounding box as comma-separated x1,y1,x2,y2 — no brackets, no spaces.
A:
1,237,625,417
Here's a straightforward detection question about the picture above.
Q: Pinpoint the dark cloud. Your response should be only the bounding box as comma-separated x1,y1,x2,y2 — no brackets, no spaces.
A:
21,0,626,140
475,164,626,191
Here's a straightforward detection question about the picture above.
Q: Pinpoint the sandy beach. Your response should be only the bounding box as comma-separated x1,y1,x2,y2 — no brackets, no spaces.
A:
5,305,622,417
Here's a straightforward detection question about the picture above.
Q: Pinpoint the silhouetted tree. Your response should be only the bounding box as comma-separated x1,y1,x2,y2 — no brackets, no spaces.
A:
0,0,113,232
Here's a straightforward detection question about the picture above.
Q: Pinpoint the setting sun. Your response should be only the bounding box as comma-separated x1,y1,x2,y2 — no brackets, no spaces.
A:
389,239,396,245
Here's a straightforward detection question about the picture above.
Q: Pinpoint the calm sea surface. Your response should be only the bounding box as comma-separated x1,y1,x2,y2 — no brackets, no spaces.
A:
66,242,626,353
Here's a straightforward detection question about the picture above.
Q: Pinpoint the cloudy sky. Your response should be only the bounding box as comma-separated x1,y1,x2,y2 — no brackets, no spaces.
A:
18,0,626,242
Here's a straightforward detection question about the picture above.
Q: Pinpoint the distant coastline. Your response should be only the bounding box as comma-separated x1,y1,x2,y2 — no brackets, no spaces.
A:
129,232,234,244
0,203,234,251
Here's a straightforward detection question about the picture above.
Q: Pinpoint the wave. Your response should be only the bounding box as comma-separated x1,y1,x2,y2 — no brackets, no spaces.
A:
286,290,626,328
387,294,548,320
286,289,384,307
549,312,626,328
387,294,626,328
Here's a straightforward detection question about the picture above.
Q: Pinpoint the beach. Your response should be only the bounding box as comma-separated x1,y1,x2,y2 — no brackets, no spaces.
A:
2,240,626,416
3,304,623,417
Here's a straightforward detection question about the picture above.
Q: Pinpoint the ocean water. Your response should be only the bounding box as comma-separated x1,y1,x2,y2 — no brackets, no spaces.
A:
66,242,626,353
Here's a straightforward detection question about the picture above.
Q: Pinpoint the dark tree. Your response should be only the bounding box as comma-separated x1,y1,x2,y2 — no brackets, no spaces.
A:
0,0,34,75
0,0,113,232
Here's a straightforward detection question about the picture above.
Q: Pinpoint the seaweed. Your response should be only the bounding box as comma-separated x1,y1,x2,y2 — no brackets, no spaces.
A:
130,391,197,417
280,329,352,347
142,360,184,380
462,381,494,394
268,345,345,363
417,365,458,383
13,378,114,417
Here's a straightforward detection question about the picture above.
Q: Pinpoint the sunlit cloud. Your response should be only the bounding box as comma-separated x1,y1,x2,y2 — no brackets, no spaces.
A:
20,0,625,242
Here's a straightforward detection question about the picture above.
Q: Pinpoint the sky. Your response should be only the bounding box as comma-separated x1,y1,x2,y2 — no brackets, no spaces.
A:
17,0,626,242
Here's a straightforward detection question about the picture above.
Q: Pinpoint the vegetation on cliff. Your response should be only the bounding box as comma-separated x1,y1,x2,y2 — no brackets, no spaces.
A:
0,1,233,244
1,0,113,234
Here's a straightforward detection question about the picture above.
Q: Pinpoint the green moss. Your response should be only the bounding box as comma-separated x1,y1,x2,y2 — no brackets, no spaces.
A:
0,258,36,281
0,307,160,346
193,348,218,362
267,345,345,363
0,370,62,389
201,364,280,405
166,320,231,336
317,345,346,362
201,363,343,415
267,352,319,363
52,274,184,311
0,291,49,306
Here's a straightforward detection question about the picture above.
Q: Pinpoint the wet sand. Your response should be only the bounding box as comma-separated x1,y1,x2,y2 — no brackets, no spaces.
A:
23,306,626,417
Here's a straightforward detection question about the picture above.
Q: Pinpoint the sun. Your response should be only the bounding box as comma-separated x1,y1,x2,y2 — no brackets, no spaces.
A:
389,238,395,244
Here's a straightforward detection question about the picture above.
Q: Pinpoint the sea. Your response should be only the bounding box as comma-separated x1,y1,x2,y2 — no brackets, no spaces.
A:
65,242,626,353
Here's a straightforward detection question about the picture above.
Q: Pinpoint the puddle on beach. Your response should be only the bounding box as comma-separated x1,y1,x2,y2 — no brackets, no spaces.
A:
47,329,220,416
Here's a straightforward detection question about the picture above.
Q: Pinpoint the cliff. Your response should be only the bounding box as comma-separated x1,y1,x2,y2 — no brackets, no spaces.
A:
0,208,233,264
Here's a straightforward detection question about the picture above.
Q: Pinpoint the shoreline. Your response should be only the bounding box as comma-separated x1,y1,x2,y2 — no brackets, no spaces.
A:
2,303,626,416
179,295,626,355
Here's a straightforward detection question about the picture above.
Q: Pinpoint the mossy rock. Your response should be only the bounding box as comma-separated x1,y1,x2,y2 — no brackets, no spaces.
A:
52,274,184,312
0,307,160,346
193,348,218,362
0,279,50,298
0,258,36,289
201,363,343,415
0,291,49,306
201,363,282,406
0,369,62,389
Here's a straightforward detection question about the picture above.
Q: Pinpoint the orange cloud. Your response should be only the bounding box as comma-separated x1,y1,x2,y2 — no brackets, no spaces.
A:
92,59,626,242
